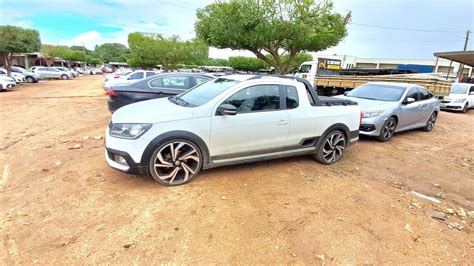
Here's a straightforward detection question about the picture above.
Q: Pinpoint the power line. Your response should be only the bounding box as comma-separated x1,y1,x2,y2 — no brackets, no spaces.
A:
350,22,467,33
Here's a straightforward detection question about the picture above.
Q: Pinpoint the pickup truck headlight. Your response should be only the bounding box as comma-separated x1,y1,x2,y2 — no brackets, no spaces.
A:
453,98,466,103
109,123,152,139
362,110,385,118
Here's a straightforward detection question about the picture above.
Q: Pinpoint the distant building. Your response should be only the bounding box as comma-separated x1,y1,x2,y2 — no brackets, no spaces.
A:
315,54,472,76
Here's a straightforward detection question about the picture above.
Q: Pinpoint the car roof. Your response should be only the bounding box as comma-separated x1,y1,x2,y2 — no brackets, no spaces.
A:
452,83,472,87
366,82,413,88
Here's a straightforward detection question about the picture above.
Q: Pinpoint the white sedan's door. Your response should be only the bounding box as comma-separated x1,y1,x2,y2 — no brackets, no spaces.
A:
210,84,289,159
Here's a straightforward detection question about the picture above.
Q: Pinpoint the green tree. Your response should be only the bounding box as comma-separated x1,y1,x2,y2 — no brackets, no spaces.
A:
127,32,209,71
40,45,71,66
285,52,313,72
228,56,267,72
94,43,129,63
200,58,228,66
70,45,93,55
0,25,41,75
195,0,350,74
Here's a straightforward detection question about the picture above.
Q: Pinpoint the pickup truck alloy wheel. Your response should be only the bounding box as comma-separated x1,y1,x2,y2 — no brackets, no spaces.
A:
61,74,68,80
378,117,396,142
149,139,202,186
462,103,468,113
26,76,35,83
315,130,346,164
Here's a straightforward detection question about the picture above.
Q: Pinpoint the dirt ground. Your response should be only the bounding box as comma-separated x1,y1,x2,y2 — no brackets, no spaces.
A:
0,76,473,264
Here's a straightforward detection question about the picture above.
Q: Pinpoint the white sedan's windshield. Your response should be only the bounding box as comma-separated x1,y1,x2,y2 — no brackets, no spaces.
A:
175,78,240,106
450,85,468,94
347,84,406,101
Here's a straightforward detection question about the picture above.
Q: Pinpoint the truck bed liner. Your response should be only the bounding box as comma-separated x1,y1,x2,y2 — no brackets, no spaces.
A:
315,96,358,106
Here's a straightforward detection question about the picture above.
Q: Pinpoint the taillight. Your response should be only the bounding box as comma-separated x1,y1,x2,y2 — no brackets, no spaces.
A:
108,89,117,96
360,112,363,125
114,75,119,78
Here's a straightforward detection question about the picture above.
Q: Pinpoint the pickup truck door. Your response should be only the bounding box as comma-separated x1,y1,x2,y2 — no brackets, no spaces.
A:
210,84,289,160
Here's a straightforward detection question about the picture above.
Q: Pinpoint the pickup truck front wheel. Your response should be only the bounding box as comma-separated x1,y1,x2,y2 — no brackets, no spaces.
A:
314,130,346,165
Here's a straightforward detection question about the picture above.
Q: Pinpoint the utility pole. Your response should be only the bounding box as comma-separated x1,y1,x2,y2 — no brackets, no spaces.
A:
457,30,470,79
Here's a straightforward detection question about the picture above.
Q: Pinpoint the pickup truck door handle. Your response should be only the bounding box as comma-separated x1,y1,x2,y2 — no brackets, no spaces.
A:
277,120,288,125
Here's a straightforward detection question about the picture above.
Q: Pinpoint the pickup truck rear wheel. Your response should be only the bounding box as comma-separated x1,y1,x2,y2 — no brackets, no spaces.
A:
149,139,203,186
314,130,346,165
61,74,69,80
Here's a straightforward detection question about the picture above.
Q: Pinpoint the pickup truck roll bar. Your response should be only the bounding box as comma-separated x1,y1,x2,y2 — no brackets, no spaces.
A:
247,75,357,106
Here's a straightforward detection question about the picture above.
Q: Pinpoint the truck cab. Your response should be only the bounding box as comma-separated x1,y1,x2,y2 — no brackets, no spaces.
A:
440,83,474,113
295,58,342,84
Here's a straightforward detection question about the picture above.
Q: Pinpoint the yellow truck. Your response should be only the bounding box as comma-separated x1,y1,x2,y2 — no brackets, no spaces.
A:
314,74,452,97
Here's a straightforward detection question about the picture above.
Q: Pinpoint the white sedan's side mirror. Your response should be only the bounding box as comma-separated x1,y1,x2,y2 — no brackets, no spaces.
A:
403,97,416,104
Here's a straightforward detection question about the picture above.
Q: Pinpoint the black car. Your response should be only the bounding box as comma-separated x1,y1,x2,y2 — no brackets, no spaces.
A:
107,73,213,112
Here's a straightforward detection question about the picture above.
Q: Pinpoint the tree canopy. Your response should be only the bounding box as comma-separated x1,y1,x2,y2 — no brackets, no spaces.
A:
195,0,350,74
94,43,129,63
0,25,41,75
127,32,209,71
228,56,267,72
41,45,102,67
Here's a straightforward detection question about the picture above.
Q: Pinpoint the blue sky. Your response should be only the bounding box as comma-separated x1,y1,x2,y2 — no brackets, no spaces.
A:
0,0,472,59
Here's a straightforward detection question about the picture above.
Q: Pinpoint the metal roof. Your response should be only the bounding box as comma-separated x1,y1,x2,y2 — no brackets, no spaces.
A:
434,50,474,67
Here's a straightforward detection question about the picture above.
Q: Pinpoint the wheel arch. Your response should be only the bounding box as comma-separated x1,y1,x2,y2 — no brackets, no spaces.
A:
140,130,211,168
315,123,351,151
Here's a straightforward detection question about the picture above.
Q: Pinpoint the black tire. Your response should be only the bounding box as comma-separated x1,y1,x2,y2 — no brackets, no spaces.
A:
148,139,203,186
462,103,468,113
26,76,35,83
61,74,69,80
314,130,347,165
422,112,437,132
376,117,397,142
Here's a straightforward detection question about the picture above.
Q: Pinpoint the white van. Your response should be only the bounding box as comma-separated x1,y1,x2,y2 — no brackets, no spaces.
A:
294,58,342,85
440,83,474,113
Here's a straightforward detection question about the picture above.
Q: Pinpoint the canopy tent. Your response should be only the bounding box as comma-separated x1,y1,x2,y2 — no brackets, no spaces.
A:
434,50,474,67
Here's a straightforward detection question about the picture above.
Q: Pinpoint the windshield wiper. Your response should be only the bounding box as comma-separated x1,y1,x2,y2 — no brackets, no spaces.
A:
351,96,378,101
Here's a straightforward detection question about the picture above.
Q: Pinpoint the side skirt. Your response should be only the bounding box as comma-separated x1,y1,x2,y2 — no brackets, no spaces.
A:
205,147,316,170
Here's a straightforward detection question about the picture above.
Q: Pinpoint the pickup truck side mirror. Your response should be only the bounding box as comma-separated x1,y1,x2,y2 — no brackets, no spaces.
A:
403,97,416,105
216,103,237,116
344,91,349,96
469,91,474,95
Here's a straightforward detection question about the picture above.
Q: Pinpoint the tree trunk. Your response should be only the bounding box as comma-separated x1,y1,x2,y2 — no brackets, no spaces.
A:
5,53,13,77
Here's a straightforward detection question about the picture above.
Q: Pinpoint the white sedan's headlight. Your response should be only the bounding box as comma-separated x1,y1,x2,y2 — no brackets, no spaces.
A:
109,123,152,139
362,110,385,118
453,98,466,103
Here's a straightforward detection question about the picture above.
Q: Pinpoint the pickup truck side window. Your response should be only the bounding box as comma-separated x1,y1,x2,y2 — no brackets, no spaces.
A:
225,85,280,113
285,86,299,109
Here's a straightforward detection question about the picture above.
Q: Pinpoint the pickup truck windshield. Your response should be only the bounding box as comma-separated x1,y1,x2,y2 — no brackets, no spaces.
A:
450,85,468,94
298,64,312,73
347,84,406,102
173,78,240,107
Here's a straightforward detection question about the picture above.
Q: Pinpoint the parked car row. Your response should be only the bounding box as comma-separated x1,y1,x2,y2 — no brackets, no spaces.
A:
103,74,443,186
